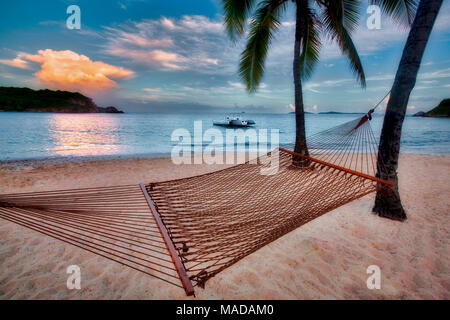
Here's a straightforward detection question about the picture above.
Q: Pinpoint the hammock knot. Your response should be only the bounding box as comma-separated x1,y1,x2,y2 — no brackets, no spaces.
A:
190,270,209,288
367,108,374,120
349,109,374,134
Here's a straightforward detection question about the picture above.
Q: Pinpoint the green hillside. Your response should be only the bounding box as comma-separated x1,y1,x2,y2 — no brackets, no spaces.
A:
0,87,123,113
427,99,450,117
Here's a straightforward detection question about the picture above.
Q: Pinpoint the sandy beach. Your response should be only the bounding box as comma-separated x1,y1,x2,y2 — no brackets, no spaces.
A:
0,153,449,299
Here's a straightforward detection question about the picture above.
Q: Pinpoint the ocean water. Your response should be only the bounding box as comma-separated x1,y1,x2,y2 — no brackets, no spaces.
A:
0,112,449,161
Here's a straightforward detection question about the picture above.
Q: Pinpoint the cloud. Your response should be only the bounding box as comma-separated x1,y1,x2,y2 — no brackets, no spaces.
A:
361,68,450,84
433,0,450,31
140,87,181,101
143,88,162,93
420,80,438,84
419,68,450,80
228,81,267,89
111,29,174,48
4,5,448,112
129,81,275,108
161,17,176,30
262,2,449,74
159,15,223,34
108,46,187,70
0,56,30,69
303,78,356,93
272,17,409,67
5,49,134,94
228,81,246,89
101,7,450,77
103,15,240,73
304,83,321,93
305,104,318,112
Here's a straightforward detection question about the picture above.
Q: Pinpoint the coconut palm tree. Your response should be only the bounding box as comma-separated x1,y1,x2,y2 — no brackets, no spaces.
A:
373,0,443,221
222,0,416,166
223,0,366,165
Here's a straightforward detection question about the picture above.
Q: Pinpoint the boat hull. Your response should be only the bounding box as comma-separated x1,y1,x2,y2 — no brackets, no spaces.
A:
212,117,255,127
213,123,250,127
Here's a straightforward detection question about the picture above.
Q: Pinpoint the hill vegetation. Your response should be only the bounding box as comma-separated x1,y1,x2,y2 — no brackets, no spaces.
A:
0,87,123,113
413,99,449,117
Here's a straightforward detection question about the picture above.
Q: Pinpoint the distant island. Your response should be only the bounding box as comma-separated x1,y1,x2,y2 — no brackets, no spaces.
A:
413,99,449,118
0,87,123,113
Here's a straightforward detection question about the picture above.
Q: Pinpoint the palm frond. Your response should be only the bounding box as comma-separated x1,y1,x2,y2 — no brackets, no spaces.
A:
342,0,362,32
370,0,418,25
222,0,257,39
239,0,287,92
299,8,321,80
338,27,366,87
317,0,361,33
319,0,366,87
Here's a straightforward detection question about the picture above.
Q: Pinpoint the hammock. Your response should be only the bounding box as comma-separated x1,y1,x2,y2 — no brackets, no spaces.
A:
0,111,393,296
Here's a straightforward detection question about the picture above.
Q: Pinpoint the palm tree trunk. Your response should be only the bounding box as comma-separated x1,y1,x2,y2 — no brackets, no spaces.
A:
293,1,309,166
373,0,443,221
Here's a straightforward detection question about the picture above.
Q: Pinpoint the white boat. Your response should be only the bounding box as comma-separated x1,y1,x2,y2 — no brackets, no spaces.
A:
213,115,254,127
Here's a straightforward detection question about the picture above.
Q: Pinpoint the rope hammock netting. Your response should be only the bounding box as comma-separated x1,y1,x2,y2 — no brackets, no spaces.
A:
0,108,393,296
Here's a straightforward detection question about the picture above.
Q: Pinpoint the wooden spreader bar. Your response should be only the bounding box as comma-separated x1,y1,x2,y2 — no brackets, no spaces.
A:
278,148,395,187
139,183,195,296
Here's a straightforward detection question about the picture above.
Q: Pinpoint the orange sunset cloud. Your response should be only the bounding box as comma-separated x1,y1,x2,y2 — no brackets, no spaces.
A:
1,49,134,94
0,57,30,69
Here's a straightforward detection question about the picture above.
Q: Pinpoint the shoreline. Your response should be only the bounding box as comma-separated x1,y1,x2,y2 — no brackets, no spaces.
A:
2,150,450,167
1,152,450,193
0,152,173,170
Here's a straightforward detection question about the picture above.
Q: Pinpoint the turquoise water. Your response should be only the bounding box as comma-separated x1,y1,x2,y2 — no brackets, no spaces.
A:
0,112,448,161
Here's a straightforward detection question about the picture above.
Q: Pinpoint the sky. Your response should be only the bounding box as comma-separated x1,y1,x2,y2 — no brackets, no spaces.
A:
0,0,449,114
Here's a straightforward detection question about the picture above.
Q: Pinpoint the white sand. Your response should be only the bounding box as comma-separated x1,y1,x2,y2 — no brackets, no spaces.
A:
0,154,449,299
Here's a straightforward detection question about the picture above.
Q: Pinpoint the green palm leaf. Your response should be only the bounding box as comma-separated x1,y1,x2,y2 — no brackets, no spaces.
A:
320,0,366,87
342,0,362,32
338,26,366,87
223,0,257,39
299,7,322,80
370,0,418,25
239,0,287,92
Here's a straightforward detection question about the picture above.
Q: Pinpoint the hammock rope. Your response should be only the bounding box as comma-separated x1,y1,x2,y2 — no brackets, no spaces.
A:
0,109,393,296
